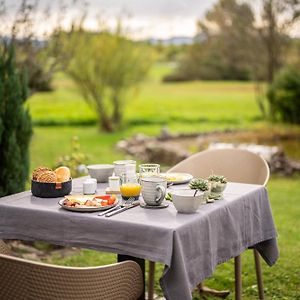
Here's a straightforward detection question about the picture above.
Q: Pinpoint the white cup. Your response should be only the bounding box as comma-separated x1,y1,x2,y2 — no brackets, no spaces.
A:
141,176,167,206
83,178,97,194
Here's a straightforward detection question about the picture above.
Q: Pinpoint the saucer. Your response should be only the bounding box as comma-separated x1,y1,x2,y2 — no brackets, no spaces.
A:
140,203,169,209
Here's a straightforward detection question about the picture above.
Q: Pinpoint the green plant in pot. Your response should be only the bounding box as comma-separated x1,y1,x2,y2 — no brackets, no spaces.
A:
207,175,227,200
189,178,211,203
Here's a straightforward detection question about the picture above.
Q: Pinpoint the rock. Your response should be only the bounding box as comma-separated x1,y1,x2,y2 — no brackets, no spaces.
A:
116,131,300,175
159,127,172,140
116,140,128,150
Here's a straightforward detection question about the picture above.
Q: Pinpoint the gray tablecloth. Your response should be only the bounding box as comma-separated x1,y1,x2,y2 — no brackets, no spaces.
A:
0,178,278,300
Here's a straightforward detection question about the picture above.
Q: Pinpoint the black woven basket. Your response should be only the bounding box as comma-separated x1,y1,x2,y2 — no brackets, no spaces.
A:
31,180,72,198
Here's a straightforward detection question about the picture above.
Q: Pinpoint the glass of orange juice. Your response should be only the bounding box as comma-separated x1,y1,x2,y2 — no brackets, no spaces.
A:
120,174,141,201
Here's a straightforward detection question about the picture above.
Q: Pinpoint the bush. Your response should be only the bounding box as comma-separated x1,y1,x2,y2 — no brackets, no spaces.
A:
0,46,32,197
268,67,300,124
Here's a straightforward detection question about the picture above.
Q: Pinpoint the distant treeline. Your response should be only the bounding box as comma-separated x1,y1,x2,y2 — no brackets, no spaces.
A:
162,0,300,83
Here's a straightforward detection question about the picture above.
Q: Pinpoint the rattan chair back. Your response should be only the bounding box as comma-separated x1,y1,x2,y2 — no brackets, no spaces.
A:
168,148,269,186
0,252,143,300
0,240,10,255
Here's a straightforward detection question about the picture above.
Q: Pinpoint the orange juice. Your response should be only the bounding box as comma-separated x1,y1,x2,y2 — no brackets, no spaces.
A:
120,183,141,200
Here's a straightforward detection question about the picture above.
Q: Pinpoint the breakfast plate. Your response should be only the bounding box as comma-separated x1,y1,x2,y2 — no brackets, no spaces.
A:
58,194,118,212
159,173,193,185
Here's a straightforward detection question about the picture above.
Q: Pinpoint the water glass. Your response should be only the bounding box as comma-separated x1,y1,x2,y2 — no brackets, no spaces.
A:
139,164,160,178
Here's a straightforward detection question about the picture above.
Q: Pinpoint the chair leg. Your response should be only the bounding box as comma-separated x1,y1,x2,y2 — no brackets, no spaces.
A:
234,255,242,300
253,249,264,299
148,261,155,300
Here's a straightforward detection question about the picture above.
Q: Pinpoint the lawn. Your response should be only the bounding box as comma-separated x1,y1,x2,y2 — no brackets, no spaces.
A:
27,63,300,299
28,63,268,170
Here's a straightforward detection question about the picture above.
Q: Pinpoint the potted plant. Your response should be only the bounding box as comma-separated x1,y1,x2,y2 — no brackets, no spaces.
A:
189,178,212,203
207,175,227,200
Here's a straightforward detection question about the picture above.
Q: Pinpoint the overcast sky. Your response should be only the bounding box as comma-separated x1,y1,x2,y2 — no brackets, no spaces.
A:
3,0,299,39
3,0,218,38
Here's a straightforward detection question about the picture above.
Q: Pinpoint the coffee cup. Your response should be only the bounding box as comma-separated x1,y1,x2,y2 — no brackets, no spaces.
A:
141,176,167,206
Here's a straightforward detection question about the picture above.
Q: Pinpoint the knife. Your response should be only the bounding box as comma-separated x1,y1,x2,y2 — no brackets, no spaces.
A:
98,205,122,216
105,202,139,217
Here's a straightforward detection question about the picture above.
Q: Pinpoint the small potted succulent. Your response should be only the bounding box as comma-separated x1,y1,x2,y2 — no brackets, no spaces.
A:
207,175,227,200
189,178,211,203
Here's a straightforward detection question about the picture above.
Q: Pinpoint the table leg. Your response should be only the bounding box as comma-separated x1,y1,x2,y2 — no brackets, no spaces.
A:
234,255,242,300
253,249,264,299
148,261,155,300
118,254,145,300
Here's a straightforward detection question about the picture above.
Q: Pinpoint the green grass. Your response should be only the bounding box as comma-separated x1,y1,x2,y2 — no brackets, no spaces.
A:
45,175,300,299
27,65,263,130
27,63,300,299
28,64,268,171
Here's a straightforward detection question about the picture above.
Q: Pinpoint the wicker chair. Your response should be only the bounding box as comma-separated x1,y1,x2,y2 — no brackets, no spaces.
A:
0,240,11,255
0,241,143,300
148,148,269,300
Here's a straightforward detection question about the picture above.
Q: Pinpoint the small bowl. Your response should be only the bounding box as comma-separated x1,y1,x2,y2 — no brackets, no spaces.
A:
31,180,72,198
171,189,205,214
87,164,114,183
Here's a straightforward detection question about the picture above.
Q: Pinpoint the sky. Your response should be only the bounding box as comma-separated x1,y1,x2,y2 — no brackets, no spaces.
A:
82,0,218,39
2,0,218,39
2,0,300,39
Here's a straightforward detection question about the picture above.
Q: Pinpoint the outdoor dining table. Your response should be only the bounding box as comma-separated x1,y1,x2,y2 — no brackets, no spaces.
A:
0,177,279,300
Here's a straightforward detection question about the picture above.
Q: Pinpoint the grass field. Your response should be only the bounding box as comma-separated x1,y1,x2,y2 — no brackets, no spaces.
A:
28,64,270,169
27,64,300,299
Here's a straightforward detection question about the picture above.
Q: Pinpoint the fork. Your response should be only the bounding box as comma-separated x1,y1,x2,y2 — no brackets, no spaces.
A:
105,197,139,217
98,197,136,216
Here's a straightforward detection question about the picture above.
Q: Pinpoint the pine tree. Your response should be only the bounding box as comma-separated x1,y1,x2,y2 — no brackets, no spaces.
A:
0,45,32,197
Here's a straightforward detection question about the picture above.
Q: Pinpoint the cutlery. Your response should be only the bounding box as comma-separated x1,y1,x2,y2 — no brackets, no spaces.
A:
98,204,122,216
105,200,139,217
98,197,137,217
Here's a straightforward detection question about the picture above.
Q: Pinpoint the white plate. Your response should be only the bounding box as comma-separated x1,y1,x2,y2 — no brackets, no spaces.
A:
159,173,193,185
58,198,118,212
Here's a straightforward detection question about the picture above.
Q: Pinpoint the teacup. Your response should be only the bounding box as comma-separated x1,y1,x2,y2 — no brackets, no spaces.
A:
141,176,167,206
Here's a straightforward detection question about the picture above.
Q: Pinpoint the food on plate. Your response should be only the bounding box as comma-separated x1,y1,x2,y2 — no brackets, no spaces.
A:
62,195,117,209
163,174,184,182
55,166,71,183
32,166,52,180
37,171,57,183
158,173,193,184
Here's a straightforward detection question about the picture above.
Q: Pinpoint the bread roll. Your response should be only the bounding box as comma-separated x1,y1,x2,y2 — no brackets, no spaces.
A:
55,166,71,183
32,166,52,181
37,171,57,183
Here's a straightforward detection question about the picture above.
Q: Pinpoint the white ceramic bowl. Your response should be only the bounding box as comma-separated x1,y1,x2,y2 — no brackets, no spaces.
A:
87,164,114,183
171,189,204,214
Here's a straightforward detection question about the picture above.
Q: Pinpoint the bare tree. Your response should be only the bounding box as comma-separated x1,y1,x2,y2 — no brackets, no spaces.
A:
258,0,300,83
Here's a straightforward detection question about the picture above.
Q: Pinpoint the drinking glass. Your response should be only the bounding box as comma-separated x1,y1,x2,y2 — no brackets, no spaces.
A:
139,164,160,178
120,173,141,201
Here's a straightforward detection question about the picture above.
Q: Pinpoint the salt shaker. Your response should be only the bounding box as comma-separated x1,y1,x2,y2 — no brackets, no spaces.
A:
109,176,120,192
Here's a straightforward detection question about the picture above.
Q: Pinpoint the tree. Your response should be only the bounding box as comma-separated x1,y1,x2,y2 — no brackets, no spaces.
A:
0,45,32,197
257,0,300,83
64,28,153,132
267,66,300,123
0,0,86,93
166,0,259,81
